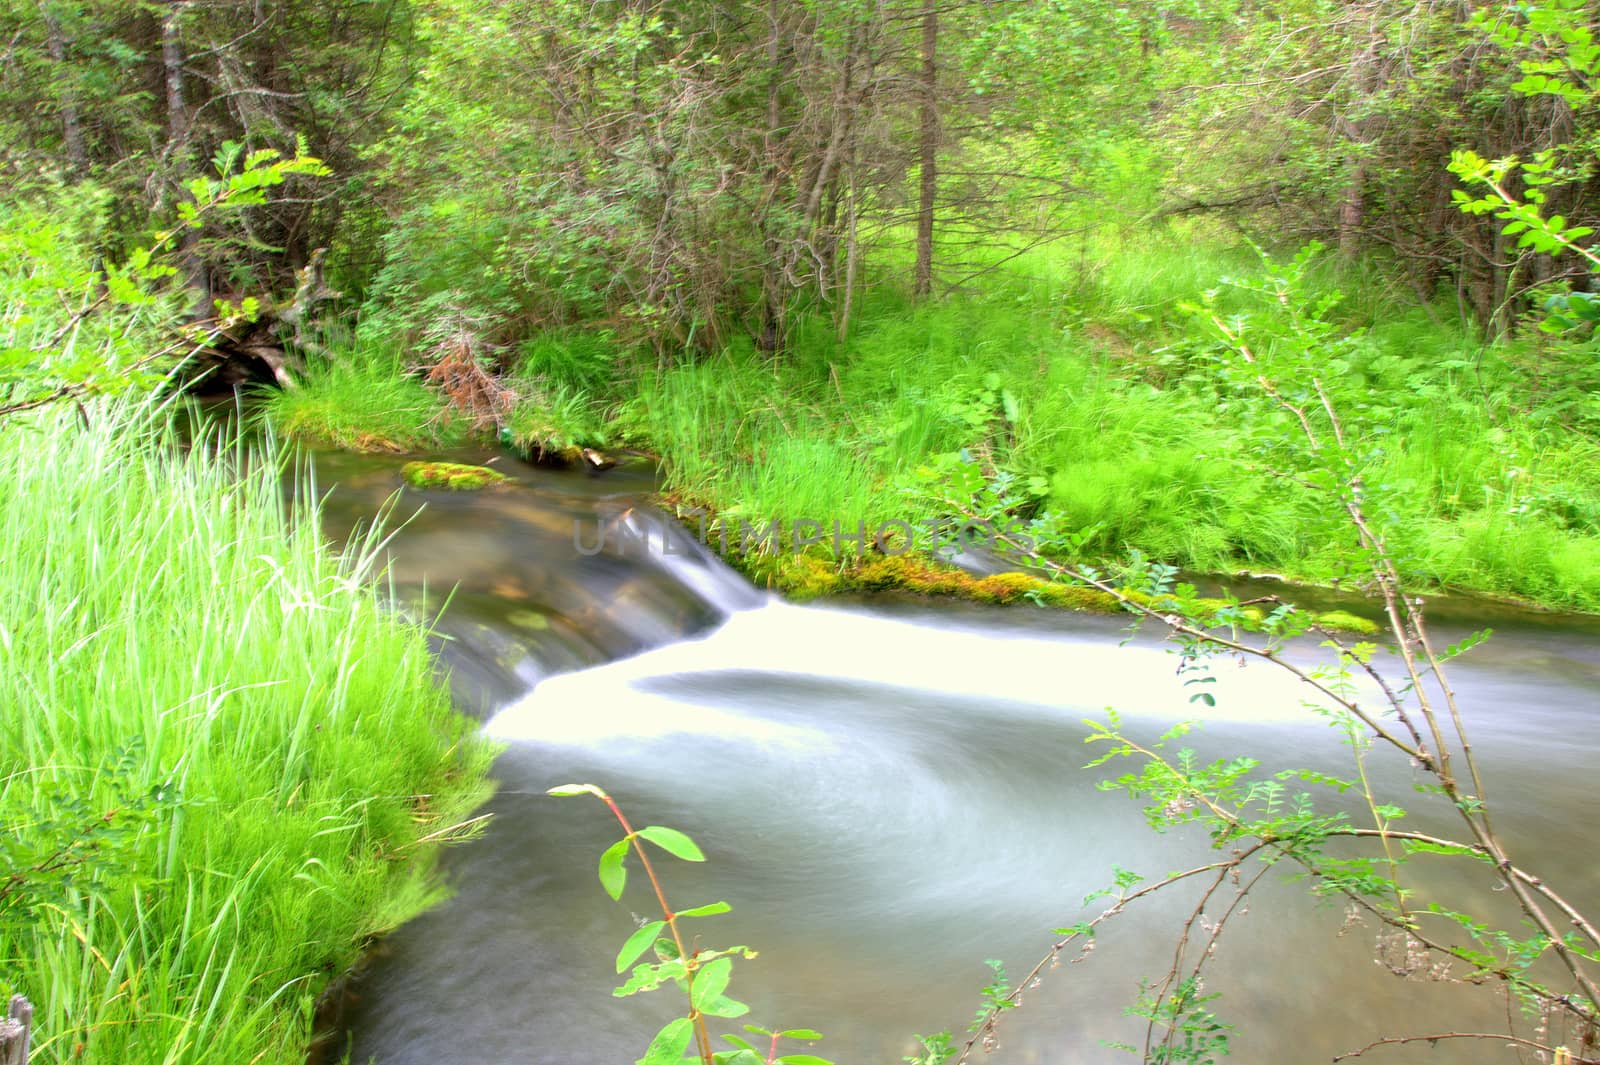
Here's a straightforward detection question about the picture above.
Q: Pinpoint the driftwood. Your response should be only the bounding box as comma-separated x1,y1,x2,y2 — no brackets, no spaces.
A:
0,995,32,1065
274,248,341,365
195,247,341,391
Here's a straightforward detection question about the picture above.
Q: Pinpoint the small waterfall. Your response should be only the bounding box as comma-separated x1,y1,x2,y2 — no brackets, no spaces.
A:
483,599,1371,745
309,447,1600,1065
576,501,770,618
312,448,764,715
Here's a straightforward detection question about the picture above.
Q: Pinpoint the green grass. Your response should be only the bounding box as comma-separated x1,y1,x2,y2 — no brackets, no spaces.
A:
261,336,620,464
273,227,1600,611
258,344,466,452
503,378,611,461
606,232,1600,610
0,399,495,1064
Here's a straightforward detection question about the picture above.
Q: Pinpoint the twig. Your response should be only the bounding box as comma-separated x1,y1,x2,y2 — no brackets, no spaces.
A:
954,849,1269,1065
1332,1031,1597,1063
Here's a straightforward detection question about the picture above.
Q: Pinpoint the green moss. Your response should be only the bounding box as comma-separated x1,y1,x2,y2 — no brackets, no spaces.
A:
740,551,1119,614
740,553,847,600
970,570,1047,604
1310,609,1382,635
736,544,1396,642
400,461,509,491
686,509,1392,635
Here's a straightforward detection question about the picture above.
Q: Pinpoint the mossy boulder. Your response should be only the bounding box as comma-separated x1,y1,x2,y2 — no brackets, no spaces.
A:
1309,609,1382,636
400,461,509,491
849,556,1116,610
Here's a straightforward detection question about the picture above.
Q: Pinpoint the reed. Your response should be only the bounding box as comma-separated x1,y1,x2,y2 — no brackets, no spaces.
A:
0,399,495,1064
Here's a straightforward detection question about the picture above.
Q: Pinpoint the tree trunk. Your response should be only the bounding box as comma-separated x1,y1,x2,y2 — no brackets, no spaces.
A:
1337,159,1366,261
42,6,88,178
837,145,860,342
913,0,938,299
162,0,210,321
162,2,190,164
0,995,32,1065
1336,31,1379,262
758,0,789,354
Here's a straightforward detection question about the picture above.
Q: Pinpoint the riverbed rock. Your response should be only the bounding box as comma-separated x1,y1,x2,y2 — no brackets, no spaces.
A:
400,461,509,491
1309,609,1382,636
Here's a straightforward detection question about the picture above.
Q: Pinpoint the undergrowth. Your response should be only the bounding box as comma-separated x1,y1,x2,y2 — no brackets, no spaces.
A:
0,399,496,1064
271,230,1600,611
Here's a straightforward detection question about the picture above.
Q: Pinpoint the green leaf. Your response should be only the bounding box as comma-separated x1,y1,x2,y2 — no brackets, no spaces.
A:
599,838,630,899
775,1056,834,1065
639,1017,694,1065
714,1051,764,1065
636,825,705,861
615,958,682,997
698,993,751,1019
616,920,666,972
243,147,282,170
691,956,733,1008
778,1029,824,1040
677,901,732,918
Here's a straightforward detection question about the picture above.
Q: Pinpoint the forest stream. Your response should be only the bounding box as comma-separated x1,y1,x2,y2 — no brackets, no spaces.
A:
308,446,1600,1065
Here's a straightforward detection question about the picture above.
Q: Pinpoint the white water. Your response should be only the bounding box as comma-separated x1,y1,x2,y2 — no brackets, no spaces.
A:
314,456,1600,1065
485,600,1377,748
349,598,1599,1065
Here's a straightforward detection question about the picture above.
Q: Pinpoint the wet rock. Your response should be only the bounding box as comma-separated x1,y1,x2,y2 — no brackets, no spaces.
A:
400,461,509,491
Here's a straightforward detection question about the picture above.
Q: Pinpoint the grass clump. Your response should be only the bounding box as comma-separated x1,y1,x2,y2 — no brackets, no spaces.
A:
260,345,465,452
503,380,610,463
0,400,496,1065
267,332,618,464
619,234,1600,612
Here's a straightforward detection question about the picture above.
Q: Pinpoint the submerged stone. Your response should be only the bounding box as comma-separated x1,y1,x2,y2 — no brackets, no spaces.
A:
505,609,551,631
400,461,509,491
1310,609,1382,636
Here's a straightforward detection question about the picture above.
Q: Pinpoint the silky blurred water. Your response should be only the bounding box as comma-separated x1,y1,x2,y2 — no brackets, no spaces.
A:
311,448,1600,1065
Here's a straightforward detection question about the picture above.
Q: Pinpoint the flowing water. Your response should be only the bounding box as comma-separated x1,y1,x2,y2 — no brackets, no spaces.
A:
310,447,1600,1065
